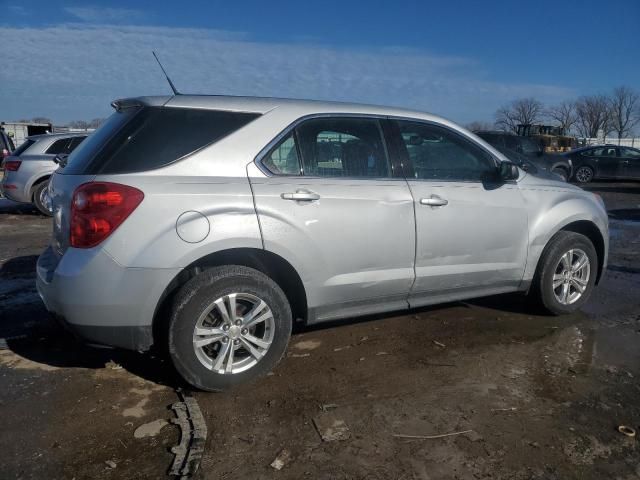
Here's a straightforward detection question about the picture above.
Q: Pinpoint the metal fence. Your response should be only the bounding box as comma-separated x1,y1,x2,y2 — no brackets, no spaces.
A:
580,137,639,148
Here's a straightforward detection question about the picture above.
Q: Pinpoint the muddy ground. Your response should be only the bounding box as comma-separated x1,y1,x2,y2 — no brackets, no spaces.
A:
0,182,639,480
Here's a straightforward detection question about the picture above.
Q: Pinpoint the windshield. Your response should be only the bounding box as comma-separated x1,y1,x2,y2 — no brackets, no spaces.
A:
11,139,35,157
62,108,138,174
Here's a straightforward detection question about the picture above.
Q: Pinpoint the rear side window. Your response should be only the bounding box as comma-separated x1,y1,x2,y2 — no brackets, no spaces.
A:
296,118,390,178
46,138,72,155
64,107,259,174
11,139,35,156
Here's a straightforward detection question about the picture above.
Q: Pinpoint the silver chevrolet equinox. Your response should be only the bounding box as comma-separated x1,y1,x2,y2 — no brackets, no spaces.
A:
37,95,609,391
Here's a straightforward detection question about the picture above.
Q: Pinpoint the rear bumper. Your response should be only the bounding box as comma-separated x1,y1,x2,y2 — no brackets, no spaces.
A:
1,171,30,202
36,246,180,351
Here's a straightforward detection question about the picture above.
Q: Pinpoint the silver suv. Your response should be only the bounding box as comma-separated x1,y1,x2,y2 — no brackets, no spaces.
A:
37,95,609,391
1,133,87,215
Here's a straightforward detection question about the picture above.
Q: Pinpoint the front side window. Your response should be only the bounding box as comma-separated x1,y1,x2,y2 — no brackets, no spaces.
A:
395,121,495,181
620,147,640,159
295,118,390,178
591,147,617,157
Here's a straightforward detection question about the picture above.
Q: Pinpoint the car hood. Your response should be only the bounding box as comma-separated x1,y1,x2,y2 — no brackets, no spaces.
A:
518,170,582,191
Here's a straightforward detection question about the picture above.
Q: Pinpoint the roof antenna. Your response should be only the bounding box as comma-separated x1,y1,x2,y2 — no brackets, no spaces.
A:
152,51,180,95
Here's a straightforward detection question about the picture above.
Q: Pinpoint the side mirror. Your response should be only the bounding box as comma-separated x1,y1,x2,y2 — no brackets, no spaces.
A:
498,161,519,181
53,153,69,167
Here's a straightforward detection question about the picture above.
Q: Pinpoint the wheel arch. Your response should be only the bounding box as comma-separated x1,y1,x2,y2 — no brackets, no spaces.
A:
152,247,308,349
532,220,606,287
559,220,606,284
29,173,51,198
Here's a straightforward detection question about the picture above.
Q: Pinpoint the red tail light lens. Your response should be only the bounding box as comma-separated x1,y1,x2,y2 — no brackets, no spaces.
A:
70,182,144,248
3,160,21,171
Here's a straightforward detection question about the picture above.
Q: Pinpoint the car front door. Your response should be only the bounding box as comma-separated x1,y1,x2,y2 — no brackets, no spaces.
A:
620,147,640,178
388,119,529,307
591,146,622,178
249,116,416,322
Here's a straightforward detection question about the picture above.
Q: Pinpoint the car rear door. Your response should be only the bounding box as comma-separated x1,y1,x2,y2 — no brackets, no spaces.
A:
387,119,529,307
249,116,415,322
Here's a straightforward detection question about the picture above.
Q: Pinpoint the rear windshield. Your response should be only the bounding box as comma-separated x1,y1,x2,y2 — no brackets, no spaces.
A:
12,139,35,157
63,106,260,175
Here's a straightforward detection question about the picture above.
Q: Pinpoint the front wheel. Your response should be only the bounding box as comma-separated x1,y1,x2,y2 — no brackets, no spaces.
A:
168,266,292,391
532,231,597,315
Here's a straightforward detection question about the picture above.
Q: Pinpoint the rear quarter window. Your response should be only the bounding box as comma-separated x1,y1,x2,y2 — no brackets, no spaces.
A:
64,107,259,174
46,138,72,155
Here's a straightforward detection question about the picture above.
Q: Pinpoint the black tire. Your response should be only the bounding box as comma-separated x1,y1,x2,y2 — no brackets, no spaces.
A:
531,231,597,315
32,180,53,216
574,166,594,184
551,167,568,182
168,265,292,392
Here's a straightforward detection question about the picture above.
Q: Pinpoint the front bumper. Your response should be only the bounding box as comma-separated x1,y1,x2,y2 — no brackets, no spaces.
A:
36,245,181,351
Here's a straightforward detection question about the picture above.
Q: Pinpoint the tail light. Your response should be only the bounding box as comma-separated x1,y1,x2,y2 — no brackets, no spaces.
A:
70,182,144,248
3,160,21,171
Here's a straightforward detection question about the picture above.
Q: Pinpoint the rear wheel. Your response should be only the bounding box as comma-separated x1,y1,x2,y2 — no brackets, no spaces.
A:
168,266,292,391
531,231,597,315
32,180,53,216
574,166,594,184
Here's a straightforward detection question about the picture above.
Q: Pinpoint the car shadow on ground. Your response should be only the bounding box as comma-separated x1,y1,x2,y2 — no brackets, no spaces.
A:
1,255,187,389
0,198,43,216
0,251,564,391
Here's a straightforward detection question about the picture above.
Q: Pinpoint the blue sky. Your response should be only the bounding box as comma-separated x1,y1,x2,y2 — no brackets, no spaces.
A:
1,0,638,124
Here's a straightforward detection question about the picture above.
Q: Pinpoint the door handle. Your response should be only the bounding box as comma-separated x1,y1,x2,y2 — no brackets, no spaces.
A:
420,195,448,207
281,190,320,201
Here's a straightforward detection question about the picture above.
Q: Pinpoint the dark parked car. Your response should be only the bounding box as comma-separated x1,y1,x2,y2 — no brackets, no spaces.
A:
562,145,640,183
1,128,15,159
475,131,573,181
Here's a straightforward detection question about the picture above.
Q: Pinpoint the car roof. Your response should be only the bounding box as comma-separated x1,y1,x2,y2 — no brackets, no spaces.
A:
115,94,456,124
27,132,89,141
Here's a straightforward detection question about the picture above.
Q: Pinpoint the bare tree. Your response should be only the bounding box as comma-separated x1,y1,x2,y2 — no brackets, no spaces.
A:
465,120,494,132
609,86,640,139
494,98,544,133
575,95,611,139
88,118,105,128
546,101,578,134
68,120,89,129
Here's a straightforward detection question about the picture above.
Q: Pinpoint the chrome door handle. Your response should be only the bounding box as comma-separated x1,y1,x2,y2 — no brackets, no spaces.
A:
281,191,320,201
420,195,448,207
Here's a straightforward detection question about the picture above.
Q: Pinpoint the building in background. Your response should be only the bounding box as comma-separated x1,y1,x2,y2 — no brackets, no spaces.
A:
0,121,52,147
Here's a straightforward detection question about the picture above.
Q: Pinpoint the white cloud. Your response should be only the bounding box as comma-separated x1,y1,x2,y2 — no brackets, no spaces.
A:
64,6,144,23
0,23,574,124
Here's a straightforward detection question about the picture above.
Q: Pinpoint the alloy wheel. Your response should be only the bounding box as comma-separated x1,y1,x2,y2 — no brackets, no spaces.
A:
192,293,275,374
575,167,593,183
552,248,590,305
